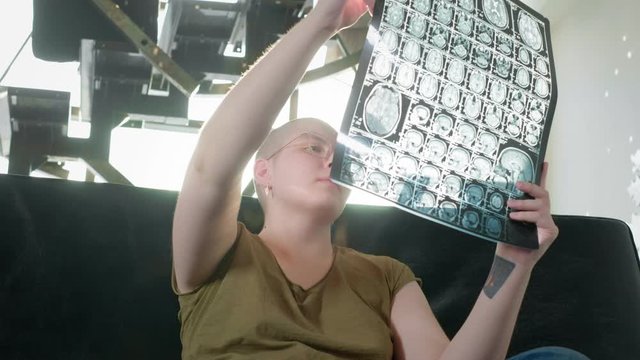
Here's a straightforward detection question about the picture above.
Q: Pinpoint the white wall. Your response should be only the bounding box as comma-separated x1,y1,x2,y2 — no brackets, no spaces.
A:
537,0,640,248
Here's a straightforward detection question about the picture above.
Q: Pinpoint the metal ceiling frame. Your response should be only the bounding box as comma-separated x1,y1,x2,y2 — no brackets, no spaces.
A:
91,0,200,97
4,0,367,188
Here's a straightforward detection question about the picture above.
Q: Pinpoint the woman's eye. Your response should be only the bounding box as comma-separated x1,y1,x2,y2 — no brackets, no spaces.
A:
306,144,324,153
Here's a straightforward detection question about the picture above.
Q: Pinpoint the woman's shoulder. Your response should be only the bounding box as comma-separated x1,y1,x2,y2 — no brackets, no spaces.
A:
334,245,419,297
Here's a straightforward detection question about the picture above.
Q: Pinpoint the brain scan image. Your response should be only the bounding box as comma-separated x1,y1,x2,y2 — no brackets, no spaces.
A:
464,184,485,205
497,34,513,55
364,85,401,137
447,148,471,173
395,155,419,177
341,159,365,184
371,145,395,169
425,139,447,162
476,132,498,155
451,35,471,59
372,55,393,79
402,40,421,63
535,77,550,98
418,165,440,188
495,55,511,78
510,89,526,113
401,129,424,153
525,123,541,146
483,0,509,29
366,171,390,194
409,14,427,38
438,201,458,222
469,70,487,94
490,80,508,104
484,104,503,128
468,156,492,180
396,63,416,89
536,57,548,75
506,113,523,136
426,49,444,73
464,94,482,119
380,29,398,52
413,190,436,213
462,210,480,229
518,12,543,51
435,1,454,25
489,191,505,211
447,59,466,84
529,99,545,123
442,175,463,197
519,47,530,65
412,0,431,14
419,73,440,99
430,24,450,49
409,105,431,125
485,216,503,237
477,22,494,45
386,3,405,28
390,181,413,205
457,13,474,36
516,67,530,88
474,46,492,69
442,84,461,109
459,0,475,12
454,123,477,146
432,114,454,137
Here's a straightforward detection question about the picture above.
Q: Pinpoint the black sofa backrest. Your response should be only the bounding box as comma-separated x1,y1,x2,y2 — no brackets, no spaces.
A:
1,174,639,359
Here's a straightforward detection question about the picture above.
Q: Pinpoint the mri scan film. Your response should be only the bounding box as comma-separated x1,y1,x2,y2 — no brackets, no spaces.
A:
331,0,557,248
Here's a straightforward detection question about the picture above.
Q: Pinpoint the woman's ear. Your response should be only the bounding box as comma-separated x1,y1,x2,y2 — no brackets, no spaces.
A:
254,158,270,187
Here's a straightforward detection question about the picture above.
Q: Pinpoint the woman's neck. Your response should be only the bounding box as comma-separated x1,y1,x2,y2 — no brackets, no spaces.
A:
258,210,334,262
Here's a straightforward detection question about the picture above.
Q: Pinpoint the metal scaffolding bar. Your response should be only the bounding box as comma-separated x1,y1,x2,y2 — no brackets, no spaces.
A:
91,0,199,96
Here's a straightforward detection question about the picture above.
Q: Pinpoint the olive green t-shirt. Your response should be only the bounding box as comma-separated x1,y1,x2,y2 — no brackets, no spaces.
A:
173,222,418,359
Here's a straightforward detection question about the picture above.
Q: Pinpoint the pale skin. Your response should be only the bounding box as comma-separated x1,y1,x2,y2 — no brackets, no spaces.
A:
172,0,560,359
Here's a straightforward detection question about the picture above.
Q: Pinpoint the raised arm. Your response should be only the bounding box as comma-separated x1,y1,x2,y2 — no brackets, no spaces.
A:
391,163,559,360
172,0,374,294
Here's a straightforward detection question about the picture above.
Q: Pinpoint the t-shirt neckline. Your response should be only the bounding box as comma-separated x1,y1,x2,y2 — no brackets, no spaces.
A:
255,234,339,295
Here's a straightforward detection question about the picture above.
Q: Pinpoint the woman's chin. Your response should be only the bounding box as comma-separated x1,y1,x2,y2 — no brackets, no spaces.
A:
303,194,347,218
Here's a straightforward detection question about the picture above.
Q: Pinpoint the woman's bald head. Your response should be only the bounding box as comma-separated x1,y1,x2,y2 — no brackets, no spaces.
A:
253,118,339,209
256,118,337,160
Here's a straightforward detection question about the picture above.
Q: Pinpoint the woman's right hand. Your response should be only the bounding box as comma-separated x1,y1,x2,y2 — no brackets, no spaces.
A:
309,0,376,35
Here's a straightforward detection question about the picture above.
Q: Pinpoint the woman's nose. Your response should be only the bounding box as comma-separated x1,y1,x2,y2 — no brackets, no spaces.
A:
323,149,335,167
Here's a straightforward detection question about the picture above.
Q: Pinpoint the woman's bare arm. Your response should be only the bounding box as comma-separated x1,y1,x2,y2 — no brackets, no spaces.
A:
172,0,373,294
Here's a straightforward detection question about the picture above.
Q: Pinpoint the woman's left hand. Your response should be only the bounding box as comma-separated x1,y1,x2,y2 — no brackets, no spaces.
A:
496,162,559,269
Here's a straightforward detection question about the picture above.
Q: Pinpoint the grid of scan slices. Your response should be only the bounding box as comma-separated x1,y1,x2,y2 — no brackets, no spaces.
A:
338,0,552,241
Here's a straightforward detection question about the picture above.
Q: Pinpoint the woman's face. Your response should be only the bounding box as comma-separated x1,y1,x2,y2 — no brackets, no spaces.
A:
266,122,351,218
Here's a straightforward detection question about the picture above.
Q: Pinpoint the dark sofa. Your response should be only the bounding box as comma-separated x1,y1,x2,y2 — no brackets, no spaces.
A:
1,174,639,359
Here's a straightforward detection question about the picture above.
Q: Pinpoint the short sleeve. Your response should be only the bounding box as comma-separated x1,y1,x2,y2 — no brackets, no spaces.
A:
388,259,422,296
170,222,244,297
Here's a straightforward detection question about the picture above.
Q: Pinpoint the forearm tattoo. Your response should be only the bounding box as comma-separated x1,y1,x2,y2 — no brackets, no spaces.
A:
483,255,516,299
